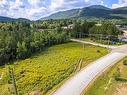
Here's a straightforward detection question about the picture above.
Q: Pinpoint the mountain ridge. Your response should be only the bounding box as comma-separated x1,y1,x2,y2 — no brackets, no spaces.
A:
0,16,31,22
1,5,127,21
41,5,127,20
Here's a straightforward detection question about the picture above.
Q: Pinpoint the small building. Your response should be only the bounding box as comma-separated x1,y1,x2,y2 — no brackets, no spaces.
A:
62,26,68,29
95,24,102,26
68,24,74,29
116,25,127,31
116,25,127,39
62,24,74,29
123,30,127,38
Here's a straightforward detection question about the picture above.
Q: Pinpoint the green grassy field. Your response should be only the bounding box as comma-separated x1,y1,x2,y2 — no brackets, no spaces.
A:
0,42,108,95
84,57,127,95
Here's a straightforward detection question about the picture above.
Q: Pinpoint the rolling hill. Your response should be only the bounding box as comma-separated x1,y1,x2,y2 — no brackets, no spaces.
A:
0,16,31,22
0,16,15,22
41,5,127,20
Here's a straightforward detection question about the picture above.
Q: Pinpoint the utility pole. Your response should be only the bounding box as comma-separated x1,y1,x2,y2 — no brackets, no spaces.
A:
83,43,85,50
108,35,110,49
100,34,103,44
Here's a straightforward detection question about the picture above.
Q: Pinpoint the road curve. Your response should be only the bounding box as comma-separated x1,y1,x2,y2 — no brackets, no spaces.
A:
52,39,127,95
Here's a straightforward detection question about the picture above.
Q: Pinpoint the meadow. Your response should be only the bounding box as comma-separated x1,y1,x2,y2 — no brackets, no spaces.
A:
0,42,108,95
84,57,127,95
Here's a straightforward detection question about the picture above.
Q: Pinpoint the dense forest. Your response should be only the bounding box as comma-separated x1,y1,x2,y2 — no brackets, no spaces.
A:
0,21,69,65
0,19,122,65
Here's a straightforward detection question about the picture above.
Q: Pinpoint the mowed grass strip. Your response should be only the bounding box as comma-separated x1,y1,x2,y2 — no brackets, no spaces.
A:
84,57,127,95
0,42,108,95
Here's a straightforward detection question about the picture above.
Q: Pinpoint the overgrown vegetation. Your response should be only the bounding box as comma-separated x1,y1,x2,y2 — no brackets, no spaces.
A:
0,42,108,95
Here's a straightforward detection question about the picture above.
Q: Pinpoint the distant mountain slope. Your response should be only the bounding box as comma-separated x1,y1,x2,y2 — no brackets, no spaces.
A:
42,9,80,20
111,7,127,19
16,18,31,22
85,5,110,10
41,5,127,20
0,16,31,22
0,16,15,22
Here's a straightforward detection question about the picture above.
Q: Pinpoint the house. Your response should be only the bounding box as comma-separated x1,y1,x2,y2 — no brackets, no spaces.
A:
123,30,127,38
116,25,127,38
116,25,127,31
68,24,74,29
95,24,102,26
62,26,68,29
62,24,74,29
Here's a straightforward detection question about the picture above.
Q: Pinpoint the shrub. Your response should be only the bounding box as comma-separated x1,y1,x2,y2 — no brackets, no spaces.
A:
115,77,127,82
123,60,127,65
97,50,101,53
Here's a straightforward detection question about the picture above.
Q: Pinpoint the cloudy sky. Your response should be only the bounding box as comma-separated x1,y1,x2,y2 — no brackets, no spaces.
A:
0,0,127,20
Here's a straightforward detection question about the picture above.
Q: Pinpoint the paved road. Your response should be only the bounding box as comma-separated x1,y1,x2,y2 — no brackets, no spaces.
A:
52,39,127,95
71,39,117,49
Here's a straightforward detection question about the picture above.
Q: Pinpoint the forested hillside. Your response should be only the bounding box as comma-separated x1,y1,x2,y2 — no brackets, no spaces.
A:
41,5,127,20
0,16,30,22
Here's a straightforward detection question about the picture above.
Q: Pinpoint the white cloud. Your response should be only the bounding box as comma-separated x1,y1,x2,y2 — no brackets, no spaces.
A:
0,0,8,6
49,0,84,12
85,0,89,3
0,0,109,20
49,0,64,11
0,0,47,20
10,0,24,10
112,0,127,9
49,0,105,12
0,0,6,5
28,0,43,7
27,7,47,18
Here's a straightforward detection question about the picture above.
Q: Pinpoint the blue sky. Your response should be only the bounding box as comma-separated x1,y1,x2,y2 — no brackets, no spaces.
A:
0,0,126,20
103,0,118,7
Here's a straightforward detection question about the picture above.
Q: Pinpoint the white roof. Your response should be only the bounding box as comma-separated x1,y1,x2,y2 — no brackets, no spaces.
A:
123,30,127,33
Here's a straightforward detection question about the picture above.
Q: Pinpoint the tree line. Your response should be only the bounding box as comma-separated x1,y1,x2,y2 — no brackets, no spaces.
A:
71,21,122,43
0,20,123,65
0,22,69,65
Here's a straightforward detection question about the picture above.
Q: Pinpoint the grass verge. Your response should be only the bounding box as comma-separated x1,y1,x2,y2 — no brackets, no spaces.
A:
84,57,127,95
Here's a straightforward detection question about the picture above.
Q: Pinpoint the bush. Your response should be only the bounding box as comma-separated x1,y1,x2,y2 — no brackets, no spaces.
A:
97,50,101,53
123,60,127,65
115,77,127,82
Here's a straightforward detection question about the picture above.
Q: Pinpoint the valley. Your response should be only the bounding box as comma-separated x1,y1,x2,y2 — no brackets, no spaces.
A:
0,2,127,95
